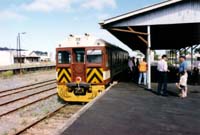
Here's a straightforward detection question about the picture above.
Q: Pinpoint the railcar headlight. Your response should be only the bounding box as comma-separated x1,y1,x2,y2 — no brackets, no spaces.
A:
76,76,82,84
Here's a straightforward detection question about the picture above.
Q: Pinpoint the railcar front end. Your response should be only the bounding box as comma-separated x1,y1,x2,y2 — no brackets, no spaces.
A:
56,35,110,102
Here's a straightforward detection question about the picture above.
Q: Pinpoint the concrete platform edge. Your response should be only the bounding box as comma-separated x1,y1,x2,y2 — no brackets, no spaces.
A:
55,82,118,135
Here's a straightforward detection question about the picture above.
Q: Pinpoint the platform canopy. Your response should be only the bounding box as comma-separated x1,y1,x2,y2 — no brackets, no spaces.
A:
100,0,200,54
100,0,200,89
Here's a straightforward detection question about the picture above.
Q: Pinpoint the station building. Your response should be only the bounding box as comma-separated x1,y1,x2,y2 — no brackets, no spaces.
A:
0,50,51,66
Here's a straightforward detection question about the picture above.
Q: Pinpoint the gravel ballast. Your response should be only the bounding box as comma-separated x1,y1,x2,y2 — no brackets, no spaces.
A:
0,70,56,91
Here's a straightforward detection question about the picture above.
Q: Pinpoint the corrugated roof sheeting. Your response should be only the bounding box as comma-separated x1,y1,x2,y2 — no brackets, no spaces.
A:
100,0,200,51
104,0,200,27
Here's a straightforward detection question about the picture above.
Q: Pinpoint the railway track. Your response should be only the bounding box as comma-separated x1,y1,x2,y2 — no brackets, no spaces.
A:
0,95,82,135
0,79,57,117
15,104,67,135
18,104,83,135
0,79,56,104
0,79,56,96
0,79,83,135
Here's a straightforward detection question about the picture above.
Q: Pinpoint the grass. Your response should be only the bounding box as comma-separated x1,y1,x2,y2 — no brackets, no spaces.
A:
2,132,8,135
31,112,38,117
43,108,50,114
44,119,49,124
0,71,13,78
21,119,28,125
12,128,17,133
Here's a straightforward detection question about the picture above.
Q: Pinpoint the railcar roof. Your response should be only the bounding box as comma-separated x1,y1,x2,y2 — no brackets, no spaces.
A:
57,34,128,52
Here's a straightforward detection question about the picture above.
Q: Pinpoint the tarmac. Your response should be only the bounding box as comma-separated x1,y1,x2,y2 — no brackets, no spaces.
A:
61,82,200,135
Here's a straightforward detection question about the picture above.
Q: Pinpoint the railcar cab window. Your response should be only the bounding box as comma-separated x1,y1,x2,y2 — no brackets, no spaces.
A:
74,48,85,63
87,49,102,64
58,51,71,64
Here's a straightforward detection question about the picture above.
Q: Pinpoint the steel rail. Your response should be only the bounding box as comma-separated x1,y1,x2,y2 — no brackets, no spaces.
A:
0,81,56,98
15,104,67,135
0,93,57,117
0,79,56,94
0,86,56,106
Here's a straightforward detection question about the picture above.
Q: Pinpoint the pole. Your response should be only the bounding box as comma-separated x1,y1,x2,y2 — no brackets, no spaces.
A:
184,48,187,56
16,34,19,61
18,33,22,74
147,26,151,90
191,46,193,71
170,50,172,65
175,50,178,67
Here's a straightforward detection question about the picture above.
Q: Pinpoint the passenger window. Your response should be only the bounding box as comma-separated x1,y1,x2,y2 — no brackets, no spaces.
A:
74,49,85,63
58,51,71,64
87,49,102,64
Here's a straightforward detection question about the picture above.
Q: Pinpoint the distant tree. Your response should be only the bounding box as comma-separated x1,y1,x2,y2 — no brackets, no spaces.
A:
153,50,159,60
179,50,190,55
33,50,48,56
154,55,159,60
194,47,200,54
0,47,9,50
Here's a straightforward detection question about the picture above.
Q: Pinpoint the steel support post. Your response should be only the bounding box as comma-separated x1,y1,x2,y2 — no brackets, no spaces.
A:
147,26,151,90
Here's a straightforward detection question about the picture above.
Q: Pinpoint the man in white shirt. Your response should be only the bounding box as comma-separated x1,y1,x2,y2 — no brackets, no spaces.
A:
157,55,169,96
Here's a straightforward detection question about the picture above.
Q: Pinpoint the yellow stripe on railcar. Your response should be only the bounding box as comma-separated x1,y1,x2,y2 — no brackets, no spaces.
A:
86,68,103,84
57,68,71,83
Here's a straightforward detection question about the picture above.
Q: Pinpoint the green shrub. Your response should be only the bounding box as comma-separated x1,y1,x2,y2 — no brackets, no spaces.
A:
0,71,13,78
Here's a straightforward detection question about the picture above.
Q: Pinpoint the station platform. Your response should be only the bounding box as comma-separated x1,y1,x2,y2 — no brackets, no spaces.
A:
61,82,200,135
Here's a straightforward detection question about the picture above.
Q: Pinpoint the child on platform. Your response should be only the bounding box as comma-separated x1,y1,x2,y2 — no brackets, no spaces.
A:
176,71,188,98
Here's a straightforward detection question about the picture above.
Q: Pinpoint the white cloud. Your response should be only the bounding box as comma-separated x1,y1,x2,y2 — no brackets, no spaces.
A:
21,0,117,12
97,13,110,21
81,0,117,10
21,0,75,12
0,10,26,21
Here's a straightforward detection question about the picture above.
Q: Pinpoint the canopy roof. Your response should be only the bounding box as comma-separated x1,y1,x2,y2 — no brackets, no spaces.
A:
100,0,200,53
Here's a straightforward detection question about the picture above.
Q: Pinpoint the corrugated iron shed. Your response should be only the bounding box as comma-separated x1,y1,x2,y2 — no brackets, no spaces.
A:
100,0,200,53
100,0,200,89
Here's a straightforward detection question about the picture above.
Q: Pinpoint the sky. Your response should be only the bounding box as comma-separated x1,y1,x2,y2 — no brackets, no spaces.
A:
0,0,164,55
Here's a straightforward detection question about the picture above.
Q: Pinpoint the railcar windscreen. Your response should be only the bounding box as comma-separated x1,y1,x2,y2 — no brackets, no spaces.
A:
87,50,102,63
74,49,85,63
58,51,71,64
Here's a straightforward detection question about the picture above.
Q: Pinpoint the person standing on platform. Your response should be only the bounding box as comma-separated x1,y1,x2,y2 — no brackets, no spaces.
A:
138,58,148,85
132,57,137,81
157,55,169,96
128,57,133,72
134,58,140,82
178,56,188,96
179,56,188,74
128,57,134,81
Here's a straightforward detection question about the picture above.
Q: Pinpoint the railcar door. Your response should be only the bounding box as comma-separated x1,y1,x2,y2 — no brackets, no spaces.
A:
71,48,86,82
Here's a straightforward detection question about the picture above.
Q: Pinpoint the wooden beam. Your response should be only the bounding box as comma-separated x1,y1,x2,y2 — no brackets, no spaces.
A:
110,28,148,36
128,27,148,45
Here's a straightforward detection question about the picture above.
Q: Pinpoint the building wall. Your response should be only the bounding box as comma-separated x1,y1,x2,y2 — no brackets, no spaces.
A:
0,51,14,66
